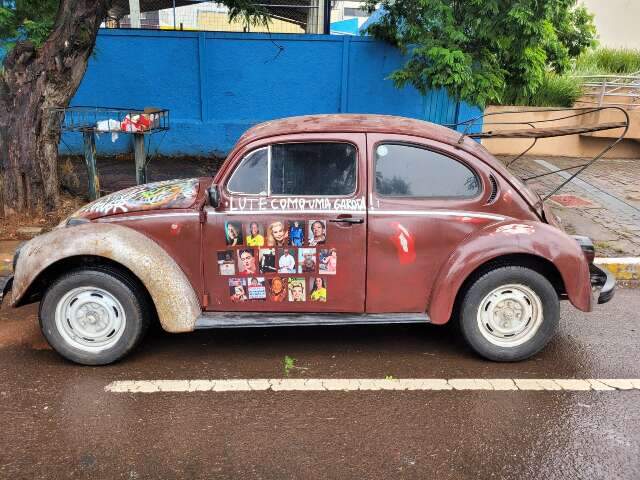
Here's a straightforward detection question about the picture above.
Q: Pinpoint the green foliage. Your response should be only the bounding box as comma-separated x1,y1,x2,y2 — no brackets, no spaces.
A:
0,0,58,49
226,0,270,29
283,355,296,376
575,48,640,75
364,0,596,107
504,71,583,107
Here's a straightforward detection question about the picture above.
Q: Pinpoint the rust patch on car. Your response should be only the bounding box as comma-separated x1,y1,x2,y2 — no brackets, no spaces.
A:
11,223,201,333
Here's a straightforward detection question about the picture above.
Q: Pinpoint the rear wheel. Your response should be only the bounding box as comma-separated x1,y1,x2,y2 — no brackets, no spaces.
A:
39,267,150,365
459,266,559,361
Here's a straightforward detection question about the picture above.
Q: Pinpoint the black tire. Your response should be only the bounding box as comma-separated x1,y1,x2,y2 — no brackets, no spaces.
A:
459,266,559,362
39,267,150,365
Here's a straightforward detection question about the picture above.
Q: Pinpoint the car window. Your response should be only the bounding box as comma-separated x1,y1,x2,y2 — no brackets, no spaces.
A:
270,143,357,196
375,143,480,198
227,147,268,195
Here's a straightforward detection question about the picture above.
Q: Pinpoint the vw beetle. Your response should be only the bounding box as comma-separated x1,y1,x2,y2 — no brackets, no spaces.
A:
1,115,614,365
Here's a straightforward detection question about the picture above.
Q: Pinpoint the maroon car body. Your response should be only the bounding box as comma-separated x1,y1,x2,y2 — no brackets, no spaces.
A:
3,114,614,364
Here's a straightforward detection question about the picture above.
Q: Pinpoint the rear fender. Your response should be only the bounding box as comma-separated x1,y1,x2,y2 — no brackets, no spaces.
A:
427,220,591,324
11,223,201,333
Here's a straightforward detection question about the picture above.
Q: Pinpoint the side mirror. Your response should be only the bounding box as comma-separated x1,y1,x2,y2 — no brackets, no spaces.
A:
207,184,220,209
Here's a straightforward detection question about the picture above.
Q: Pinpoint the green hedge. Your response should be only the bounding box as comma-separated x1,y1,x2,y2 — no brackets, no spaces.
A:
575,48,640,75
501,72,583,108
496,48,640,107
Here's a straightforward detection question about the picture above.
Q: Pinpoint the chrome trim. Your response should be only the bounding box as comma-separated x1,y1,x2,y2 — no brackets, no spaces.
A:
203,207,503,221
204,207,365,216
368,210,505,221
267,145,272,196
97,212,200,223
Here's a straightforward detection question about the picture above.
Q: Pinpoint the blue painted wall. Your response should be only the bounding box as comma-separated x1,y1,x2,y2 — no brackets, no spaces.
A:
63,29,482,155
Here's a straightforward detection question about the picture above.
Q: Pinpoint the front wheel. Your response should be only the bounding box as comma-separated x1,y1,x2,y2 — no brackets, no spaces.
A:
39,267,150,365
459,266,559,362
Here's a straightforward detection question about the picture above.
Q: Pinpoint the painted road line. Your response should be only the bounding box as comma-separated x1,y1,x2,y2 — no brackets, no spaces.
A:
105,378,640,393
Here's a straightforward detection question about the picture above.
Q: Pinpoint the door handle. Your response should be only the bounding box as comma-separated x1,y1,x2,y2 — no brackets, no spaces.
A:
329,217,364,224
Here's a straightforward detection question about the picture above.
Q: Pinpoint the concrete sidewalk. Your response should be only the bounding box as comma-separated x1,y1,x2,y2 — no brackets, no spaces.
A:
505,155,640,257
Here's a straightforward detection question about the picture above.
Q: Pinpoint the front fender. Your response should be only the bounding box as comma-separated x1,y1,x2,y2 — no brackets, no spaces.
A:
427,220,591,325
11,223,201,333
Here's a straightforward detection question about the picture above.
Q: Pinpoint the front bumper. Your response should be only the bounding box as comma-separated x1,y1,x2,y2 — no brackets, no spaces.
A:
590,263,615,304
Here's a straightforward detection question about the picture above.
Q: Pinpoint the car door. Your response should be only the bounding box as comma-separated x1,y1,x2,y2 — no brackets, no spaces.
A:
203,133,368,313
366,133,498,313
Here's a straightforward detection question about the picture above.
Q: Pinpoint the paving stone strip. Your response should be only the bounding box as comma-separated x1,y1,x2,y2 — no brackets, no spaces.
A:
506,156,640,255
105,378,640,393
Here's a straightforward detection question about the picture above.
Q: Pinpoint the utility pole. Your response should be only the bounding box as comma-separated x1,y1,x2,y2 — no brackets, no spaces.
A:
129,0,141,28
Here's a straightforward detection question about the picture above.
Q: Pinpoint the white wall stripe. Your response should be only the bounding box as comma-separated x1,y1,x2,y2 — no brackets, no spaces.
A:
104,378,640,393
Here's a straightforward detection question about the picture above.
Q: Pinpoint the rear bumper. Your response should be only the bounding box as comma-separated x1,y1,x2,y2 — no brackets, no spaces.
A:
0,276,13,304
590,264,615,304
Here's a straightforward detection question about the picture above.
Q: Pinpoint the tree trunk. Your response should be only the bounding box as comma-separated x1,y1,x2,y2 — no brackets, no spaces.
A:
0,1,109,217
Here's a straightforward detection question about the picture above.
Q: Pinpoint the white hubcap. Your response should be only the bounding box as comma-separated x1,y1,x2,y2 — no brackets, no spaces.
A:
55,287,126,352
476,283,543,347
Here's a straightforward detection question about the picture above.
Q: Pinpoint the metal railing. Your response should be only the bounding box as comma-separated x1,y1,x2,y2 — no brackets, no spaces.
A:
574,71,640,108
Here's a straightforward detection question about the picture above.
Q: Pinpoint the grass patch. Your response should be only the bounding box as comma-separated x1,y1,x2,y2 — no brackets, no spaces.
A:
505,72,583,108
283,355,296,376
575,48,640,75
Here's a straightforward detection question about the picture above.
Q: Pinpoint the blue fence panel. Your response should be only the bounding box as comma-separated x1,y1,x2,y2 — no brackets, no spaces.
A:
346,38,425,118
62,29,481,156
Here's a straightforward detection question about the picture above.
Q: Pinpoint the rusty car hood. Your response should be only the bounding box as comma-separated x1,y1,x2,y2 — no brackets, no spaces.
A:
69,178,201,221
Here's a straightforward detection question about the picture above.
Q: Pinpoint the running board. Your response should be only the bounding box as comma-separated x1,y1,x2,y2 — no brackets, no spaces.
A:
194,312,430,329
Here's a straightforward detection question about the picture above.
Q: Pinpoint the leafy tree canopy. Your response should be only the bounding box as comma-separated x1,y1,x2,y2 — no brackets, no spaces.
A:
0,0,58,50
363,0,597,107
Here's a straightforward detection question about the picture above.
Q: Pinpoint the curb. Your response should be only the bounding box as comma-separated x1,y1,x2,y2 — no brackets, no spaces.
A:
594,257,640,281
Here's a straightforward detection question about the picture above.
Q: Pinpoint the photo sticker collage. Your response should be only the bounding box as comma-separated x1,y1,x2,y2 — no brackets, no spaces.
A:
218,220,335,303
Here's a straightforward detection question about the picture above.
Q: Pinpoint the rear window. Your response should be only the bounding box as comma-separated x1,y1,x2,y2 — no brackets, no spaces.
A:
375,143,480,198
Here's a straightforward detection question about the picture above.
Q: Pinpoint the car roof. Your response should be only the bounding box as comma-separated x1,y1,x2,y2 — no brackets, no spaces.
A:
237,114,464,146
236,113,501,174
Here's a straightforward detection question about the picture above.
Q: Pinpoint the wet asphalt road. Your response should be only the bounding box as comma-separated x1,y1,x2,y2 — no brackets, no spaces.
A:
0,290,639,479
